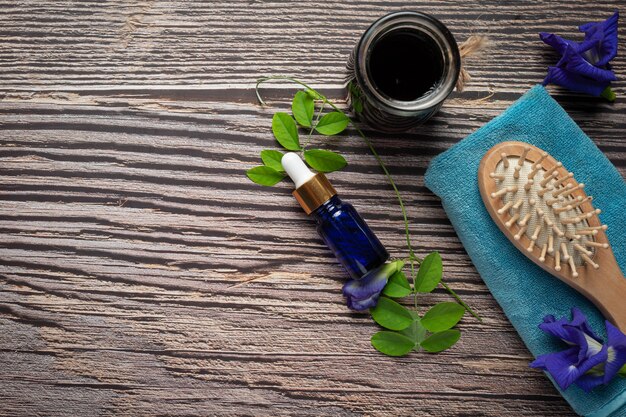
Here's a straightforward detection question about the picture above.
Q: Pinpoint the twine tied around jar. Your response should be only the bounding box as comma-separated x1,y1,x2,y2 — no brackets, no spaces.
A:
455,35,490,92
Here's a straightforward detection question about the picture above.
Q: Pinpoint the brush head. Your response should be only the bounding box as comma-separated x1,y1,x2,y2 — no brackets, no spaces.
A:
478,143,626,331
479,143,606,279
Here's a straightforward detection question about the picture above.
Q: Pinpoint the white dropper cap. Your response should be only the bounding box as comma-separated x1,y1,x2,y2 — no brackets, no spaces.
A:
282,152,315,188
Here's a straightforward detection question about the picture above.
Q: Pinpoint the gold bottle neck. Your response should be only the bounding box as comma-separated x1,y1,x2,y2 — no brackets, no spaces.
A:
292,173,337,215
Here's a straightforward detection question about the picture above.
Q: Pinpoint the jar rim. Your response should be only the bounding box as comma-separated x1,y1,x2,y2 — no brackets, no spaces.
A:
355,11,461,115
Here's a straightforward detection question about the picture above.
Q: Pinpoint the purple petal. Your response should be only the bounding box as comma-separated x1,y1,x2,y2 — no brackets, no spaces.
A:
560,45,617,82
578,27,607,65
346,292,380,311
563,323,603,364
530,352,551,370
603,320,626,383
539,314,572,341
530,347,578,371
342,269,388,301
540,32,579,54
543,345,608,391
579,10,619,66
538,308,601,344
576,373,605,393
569,308,602,342
342,262,398,311
537,347,581,390
543,66,609,96
543,314,557,323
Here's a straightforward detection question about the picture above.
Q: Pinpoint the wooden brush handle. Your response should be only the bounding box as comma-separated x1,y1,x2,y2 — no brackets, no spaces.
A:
578,237,626,333
584,267,626,333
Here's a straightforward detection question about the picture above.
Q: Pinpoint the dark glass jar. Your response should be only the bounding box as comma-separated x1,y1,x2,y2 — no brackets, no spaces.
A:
347,11,461,132
312,195,389,280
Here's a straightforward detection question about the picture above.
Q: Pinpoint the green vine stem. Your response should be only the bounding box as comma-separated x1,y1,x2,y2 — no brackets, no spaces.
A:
441,281,482,321
255,76,479,320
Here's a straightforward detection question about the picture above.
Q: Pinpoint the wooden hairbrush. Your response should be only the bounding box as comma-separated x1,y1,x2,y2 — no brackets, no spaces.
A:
478,141,626,332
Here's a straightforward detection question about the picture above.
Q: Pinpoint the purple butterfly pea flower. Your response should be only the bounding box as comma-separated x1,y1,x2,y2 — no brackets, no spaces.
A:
539,11,618,98
530,308,626,392
530,308,608,391
342,261,401,311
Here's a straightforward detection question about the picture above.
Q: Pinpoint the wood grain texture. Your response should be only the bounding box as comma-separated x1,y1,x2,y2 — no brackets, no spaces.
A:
1,1,625,416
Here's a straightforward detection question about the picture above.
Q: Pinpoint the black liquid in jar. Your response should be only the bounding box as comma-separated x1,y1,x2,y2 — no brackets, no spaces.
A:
368,30,444,102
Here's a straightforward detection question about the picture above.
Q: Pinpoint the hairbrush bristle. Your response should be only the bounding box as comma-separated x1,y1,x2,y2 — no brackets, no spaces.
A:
539,243,548,262
547,234,554,254
553,172,574,188
540,172,557,187
555,250,561,271
500,152,509,168
543,162,562,178
583,240,608,248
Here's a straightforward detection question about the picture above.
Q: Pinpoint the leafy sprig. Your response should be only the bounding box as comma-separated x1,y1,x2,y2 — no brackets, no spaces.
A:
247,85,349,185
371,253,465,355
250,76,480,357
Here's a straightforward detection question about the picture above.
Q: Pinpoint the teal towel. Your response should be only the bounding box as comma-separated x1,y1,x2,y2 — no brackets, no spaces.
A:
424,85,626,417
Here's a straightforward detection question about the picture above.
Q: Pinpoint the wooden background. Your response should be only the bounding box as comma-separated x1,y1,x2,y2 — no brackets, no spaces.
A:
1,1,624,415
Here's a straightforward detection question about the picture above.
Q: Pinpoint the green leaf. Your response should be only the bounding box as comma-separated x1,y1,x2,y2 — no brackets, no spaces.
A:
272,112,300,150
260,150,284,172
246,166,286,186
303,149,347,173
400,315,428,348
414,251,443,293
618,364,626,378
371,331,416,357
292,91,315,127
370,297,413,331
421,302,465,333
382,270,411,298
315,111,350,136
421,329,461,353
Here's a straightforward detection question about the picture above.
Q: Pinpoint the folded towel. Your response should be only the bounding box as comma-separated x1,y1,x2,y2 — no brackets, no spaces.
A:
424,85,626,417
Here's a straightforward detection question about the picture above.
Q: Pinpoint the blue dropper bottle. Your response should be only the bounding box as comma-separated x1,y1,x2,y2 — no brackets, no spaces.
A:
282,153,389,280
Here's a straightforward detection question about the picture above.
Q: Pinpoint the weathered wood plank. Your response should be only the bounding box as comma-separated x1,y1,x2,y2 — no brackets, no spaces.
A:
0,0,623,93
1,1,625,416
